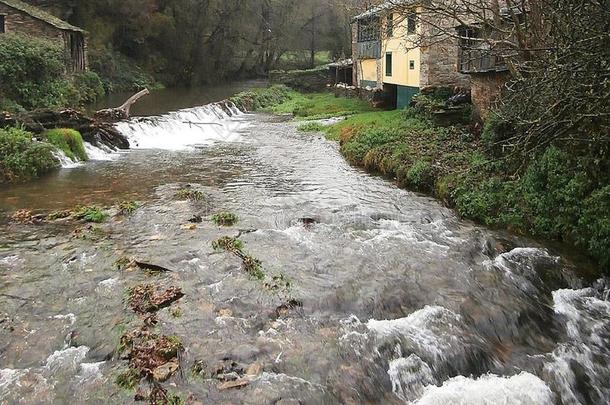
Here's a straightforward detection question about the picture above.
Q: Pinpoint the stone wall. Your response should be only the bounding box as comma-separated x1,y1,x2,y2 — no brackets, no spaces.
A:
0,3,63,42
419,18,470,89
470,71,510,120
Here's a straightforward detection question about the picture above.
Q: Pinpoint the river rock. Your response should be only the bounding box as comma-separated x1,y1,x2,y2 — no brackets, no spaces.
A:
152,360,179,382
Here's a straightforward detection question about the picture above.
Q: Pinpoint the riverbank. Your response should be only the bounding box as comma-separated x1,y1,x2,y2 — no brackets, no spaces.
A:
232,86,609,272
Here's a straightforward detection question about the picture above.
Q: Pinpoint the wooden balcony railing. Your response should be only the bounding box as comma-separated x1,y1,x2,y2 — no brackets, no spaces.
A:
458,48,508,73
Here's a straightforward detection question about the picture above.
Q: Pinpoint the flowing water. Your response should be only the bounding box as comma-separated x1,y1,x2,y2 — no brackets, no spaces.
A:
0,88,608,404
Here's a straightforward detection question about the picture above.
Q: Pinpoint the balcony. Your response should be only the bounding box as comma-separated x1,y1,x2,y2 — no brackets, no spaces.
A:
458,48,508,74
356,41,381,60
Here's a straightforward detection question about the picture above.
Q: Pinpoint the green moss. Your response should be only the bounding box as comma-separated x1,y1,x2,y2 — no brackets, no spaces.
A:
73,206,108,223
0,127,60,183
43,129,88,162
211,212,239,226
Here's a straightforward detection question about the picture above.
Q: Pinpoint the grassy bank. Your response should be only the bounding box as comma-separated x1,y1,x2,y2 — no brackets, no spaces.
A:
235,86,609,271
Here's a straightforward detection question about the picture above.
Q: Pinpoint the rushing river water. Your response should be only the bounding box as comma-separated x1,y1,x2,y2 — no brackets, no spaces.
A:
1,88,609,404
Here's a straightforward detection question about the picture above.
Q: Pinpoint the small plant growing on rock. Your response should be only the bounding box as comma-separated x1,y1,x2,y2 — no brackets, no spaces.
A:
47,210,72,220
242,254,264,280
211,236,244,252
73,206,108,223
212,212,239,226
115,368,140,390
118,201,139,215
174,188,204,201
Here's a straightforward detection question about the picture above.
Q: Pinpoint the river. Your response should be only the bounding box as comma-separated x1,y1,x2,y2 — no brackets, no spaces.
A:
0,85,608,404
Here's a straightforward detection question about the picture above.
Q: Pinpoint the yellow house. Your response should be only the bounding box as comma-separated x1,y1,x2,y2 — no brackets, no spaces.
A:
352,1,468,108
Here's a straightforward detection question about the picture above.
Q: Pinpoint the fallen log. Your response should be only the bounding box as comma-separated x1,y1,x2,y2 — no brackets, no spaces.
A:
0,108,130,150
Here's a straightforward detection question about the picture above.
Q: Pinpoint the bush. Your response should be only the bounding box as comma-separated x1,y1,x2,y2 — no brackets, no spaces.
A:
403,160,435,191
0,127,60,183
211,212,239,226
72,72,105,104
297,122,326,132
43,129,88,161
0,34,75,109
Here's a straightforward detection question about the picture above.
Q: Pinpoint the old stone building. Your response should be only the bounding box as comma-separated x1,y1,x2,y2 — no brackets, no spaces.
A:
0,0,87,72
351,1,469,109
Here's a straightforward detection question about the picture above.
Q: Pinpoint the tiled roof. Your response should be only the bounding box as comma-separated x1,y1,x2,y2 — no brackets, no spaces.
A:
0,0,84,32
352,0,417,21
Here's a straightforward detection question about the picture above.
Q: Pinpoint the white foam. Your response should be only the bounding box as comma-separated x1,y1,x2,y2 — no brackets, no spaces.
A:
84,142,116,161
44,346,89,375
366,306,464,362
53,149,82,168
415,372,555,405
116,102,246,150
388,355,436,402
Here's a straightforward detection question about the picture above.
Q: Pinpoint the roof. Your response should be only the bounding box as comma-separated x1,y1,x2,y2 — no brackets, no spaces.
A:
352,0,417,22
0,0,84,32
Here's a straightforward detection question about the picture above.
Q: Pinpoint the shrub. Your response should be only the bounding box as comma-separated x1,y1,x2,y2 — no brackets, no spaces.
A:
0,34,75,109
579,186,610,268
0,127,60,183
72,71,105,104
118,201,139,215
42,129,88,162
212,236,244,252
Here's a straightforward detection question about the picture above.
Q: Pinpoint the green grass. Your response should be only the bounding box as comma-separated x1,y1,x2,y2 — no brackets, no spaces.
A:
43,129,88,161
0,127,60,183
115,368,140,390
269,92,373,119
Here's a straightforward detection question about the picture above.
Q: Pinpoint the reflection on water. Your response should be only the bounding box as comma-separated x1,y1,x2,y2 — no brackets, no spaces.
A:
87,79,268,117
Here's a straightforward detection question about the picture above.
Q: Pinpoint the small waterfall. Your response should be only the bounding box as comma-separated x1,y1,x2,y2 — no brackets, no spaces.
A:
52,150,82,169
115,101,246,150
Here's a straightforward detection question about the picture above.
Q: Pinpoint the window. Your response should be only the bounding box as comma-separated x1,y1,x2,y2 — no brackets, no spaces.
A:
386,13,394,37
0,15,5,34
407,13,417,35
385,52,393,76
409,60,415,70
357,17,380,42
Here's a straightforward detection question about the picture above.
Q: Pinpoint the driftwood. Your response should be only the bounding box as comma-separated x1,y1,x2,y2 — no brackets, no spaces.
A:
95,89,150,121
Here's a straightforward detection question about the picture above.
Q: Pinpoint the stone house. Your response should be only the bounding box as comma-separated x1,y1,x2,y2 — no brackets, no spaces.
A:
0,0,87,72
351,0,469,109
455,21,511,119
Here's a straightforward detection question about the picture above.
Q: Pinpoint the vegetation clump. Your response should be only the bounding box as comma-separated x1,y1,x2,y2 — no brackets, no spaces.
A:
174,187,205,201
115,368,140,391
229,85,294,111
0,127,60,183
118,201,140,215
127,284,184,315
211,212,239,226
73,206,108,223
42,129,88,162
212,236,244,253
47,210,72,220
242,254,264,280
297,122,326,132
